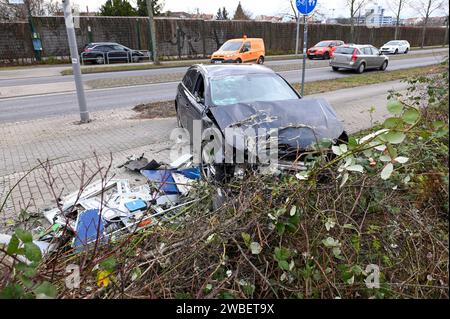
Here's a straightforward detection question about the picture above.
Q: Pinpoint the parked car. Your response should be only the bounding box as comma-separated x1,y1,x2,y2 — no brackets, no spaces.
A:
307,40,345,60
81,42,146,64
175,64,347,181
210,37,265,64
380,40,410,55
330,44,389,74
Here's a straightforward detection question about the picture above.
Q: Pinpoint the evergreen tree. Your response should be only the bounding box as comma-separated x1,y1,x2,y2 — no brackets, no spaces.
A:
216,7,229,20
233,1,250,20
99,0,137,16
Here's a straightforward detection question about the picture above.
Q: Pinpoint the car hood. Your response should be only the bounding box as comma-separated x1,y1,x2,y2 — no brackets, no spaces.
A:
309,46,327,51
382,45,399,48
208,98,344,150
213,50,237,55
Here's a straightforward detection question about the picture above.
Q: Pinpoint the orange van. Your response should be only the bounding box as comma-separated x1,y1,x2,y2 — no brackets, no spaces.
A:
210,36,265,64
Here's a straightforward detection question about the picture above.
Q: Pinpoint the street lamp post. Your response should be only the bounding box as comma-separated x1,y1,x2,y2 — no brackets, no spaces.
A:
62,0,89,123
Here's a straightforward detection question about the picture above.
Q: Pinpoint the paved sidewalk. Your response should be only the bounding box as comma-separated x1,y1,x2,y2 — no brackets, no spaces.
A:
0,80,407,230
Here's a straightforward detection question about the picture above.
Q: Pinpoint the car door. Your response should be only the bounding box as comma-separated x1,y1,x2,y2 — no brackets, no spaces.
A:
186,74,207,137
177,69,198,129
370,46,384,67
361,47,375,68
109,44,129,62
241,41,252,62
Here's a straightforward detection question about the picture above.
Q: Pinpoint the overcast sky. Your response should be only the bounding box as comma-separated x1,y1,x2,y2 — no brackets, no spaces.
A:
71,0,447,18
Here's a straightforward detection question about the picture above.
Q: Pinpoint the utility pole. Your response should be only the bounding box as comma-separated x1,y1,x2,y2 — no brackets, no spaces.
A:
146,0,159,64
62,0,89,123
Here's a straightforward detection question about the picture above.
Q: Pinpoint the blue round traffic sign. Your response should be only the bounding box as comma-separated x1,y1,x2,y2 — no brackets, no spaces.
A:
296,0,317,15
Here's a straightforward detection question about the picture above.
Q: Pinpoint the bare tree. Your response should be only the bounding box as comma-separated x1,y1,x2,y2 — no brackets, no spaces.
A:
0,0,61,21
386,0,408,39
347,0,369,43
410,0,445,48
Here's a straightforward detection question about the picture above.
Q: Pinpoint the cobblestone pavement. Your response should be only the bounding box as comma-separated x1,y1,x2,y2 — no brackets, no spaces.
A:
0,80,406,231
0,108,176,230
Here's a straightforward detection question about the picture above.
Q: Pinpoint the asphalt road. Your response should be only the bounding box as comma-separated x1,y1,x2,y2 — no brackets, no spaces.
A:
0,51,447,123
0,48,447,88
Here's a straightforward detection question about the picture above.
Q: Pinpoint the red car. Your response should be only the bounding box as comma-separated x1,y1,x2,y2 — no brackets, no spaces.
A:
307,40,345,60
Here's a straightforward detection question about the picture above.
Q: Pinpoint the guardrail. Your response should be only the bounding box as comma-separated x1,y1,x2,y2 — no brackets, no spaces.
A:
81,50,152,65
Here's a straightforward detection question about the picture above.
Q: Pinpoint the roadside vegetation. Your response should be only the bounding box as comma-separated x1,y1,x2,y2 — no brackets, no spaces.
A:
0,59,448,299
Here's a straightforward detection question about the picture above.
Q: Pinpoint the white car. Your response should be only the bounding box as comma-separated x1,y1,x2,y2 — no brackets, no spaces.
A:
380,40,410,55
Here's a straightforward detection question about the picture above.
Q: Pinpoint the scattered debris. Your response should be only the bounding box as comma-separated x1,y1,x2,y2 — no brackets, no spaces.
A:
118,154,161,172
33,154,202,254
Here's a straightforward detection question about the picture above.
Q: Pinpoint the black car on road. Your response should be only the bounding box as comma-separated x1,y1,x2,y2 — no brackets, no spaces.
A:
175,64,347,181
81,42,146,64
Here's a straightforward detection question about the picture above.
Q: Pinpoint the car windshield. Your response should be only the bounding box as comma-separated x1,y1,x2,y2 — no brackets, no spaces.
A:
210,74,299,106
315,41,333,47
334,47,355,54
386,41,401,45
220,41,243,51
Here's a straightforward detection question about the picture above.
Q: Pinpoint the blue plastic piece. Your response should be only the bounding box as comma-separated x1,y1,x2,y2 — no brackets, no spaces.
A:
73,209,104,250
125,199,147,212
141,170,179,194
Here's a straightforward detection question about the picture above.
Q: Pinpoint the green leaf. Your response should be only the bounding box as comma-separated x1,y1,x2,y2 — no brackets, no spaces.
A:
402,108,420,125
381,163,394,180
24,242,42,262
241,232,251,247
387,100,404,115
432,120,445,130
15,229,33,243
0,284,24,299
340,173,349,188
99,257,117,272
382,131,406,144
346,164,364,173
34,281,57,299
278,260,290,271
383,117,403,129
16,262,37,277
276,223,285,235
289,206,297,216
274,247,290,261
6,234,20,255
394,156,409,164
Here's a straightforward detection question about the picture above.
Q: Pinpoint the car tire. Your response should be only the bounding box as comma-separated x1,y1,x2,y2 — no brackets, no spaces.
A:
95,55,105,64
323,52,330,60
379,60,388,71
236,58,242,64
257,56,264,64
405,48,409,54
332,66,339,72
356,63,365,74
394,49,399,55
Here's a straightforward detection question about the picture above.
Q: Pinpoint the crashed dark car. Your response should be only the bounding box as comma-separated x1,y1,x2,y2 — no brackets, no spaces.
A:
175,64,348,181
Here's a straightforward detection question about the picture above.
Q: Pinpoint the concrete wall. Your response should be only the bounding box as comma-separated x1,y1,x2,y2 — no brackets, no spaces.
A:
0,16,448,61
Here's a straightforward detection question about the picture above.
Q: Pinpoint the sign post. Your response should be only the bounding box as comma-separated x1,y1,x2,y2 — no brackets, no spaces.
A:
296,0,317,96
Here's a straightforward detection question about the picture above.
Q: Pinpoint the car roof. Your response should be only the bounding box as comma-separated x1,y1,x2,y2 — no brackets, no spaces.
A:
89,42,119,46
193,64,275,78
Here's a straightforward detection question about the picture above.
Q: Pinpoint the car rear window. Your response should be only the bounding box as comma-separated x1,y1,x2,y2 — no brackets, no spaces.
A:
334,47,357,54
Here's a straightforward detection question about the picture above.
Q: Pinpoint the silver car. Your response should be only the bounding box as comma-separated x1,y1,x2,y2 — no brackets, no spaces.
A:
330,45,389,74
